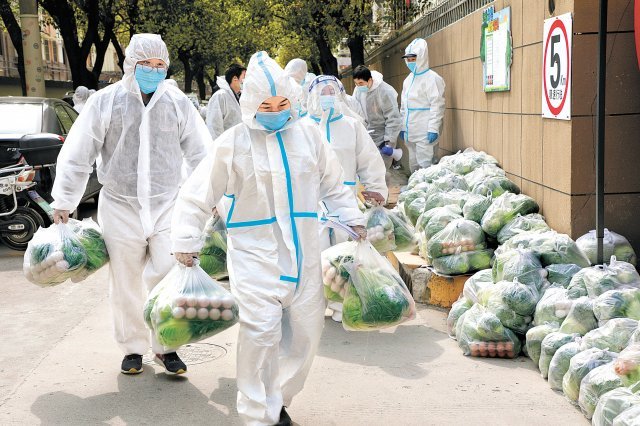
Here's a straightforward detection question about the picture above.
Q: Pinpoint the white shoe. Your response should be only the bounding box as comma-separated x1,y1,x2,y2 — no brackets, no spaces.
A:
331,310,342,322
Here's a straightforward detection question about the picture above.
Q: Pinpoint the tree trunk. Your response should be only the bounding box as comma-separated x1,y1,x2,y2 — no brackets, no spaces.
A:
315,35,339,77
195,65,206,101
310,60,321,75
179,50,193,93
127,0,139,40
0,0,26,94
347,35,365,69
110,30,125,72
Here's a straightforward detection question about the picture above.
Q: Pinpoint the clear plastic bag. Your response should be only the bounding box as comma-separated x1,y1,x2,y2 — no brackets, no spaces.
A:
545,264,582,287
526,323,560,366
577,229,638,267
427,218,486,260
559,296,598,336
462,194,492,224
321,241,358,303
432,249,494,276
365,207,397,253
534,286,574,326
199,215,228,279
447,296,473,339
496,214,550,245
407,164,453,188
549,339,582,391
456,303,521,358
144,261,239,348
582,258,640,299
540,332,581,379
563,348,618,403
581,318,639,353
439,148,498,175
424,189,468,212
613,344,640,386
425,174,469,195
481,192,539,237
479,279,539,334
388,210,418,252
496,231,591,268
67,218,109,282
578,362,625,419
342,241,416,331
462,269,494,303
405,197,427,226
492,248,545,289
423,206,465,240
471,176,520,198
23,222,89,286
464,163,505,189
594,289,640,323
595,386,640,426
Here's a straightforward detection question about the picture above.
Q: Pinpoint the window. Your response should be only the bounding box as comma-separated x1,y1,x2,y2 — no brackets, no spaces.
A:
43,39,50,62
63,105,78,122
0,103,42,134
52,41,58,63
54,105,74,134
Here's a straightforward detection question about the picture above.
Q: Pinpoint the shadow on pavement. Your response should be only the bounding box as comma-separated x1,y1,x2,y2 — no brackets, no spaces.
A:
317,318,447,380
31,370,236,425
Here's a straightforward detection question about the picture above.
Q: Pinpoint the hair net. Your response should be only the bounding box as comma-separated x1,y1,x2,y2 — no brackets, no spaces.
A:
123,34,170,76
72,86,90,104
240,51,299,130
283,58,308,84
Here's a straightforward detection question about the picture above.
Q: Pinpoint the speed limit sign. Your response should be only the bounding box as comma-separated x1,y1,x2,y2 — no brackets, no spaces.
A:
542,13,572,120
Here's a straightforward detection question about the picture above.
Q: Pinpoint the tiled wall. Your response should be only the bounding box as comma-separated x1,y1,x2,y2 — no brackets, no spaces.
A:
358,0,640,253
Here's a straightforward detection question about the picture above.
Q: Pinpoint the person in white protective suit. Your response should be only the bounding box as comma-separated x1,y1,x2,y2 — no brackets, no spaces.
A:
283,58,315,118
206,63,246,139
171,51,366,426
72,86,90,113
352,65,403,169
306,74,387,322
401,38,446,171
51,34,209,376
334,78,367,125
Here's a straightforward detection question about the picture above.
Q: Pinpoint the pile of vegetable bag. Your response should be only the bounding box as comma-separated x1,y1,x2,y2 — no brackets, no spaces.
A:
321,241,357,303
480,192,539,237
471,176,520,198
593,289,640,324
578,362,625,419
492,248,546,289
23,219,109,286
199,215,228,279
592,385,640,426
341,241,416,331
614,344,640,386
563,347,618,403
478,279,540,333
144,261,239,348
577,229,637,267
455,303,521,358
427,218,493,275
496,213,550,245
580,318,639,353
496,230,591,267
581,258,640,299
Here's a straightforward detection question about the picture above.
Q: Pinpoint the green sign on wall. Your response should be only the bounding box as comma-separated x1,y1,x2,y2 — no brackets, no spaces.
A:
481,6,512,92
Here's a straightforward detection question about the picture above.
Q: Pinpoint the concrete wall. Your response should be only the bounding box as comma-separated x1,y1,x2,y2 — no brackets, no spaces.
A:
359,0,640,253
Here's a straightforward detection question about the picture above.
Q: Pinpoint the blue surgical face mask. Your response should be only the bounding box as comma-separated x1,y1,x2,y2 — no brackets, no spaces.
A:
406,61,417,73
135,66,167,94
319,95,335,111
255,109,291,131
355,85,369,94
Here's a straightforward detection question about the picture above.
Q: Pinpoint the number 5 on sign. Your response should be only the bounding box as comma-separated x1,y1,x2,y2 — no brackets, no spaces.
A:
542,13,572,120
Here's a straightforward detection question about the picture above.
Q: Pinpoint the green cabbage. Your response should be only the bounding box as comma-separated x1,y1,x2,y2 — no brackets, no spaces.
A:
199,216,228,279
464,164,505,188
432,249,493,276
472,176,520,198
462,194,493,224
406,197,427,226
540,332,580,379
580,318,639,353
388,210,418,252
582,260,640,299
526,323,560,366
480,280,539,333
492,249,545,289
462,269,494,303
424,190,468,212
423,208,465,240
578,363,624,419
563,348,618,403
481,193,539,237
546,264,582,287
594,289,640,322
548,341,582,391
447,296,473,338
496,214,550,245
156,318,193,347
593,386,640,426
559,297,598,336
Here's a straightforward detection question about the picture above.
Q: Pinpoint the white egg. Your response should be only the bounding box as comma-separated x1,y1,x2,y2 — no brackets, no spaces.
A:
556,310,568,318
209,298,222,308
209,308,221,320
221,296,235,309
197,307,209,320
175,297,187,307
185,307,197,319
53,251,64,262
25,271,34,281
221,309,234,321
56,260,69,272
540,269,549,278
186,297,198,307
172,307,186,319
197,296,210,308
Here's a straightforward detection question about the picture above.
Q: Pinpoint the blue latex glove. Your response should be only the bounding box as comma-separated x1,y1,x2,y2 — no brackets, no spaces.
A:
399,131,405,142
427,132,439,144
380,145,394,156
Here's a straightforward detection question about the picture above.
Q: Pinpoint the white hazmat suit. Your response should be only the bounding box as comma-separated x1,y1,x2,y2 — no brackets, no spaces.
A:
72,86,90,113
400,38,446,171
206,76,242,140
284,59,315,119
171,51,364,425
51,34,209,356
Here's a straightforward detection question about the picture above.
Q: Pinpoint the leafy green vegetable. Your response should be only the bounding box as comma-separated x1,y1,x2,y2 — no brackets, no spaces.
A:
156,318,193,347
464,164,505,188
592,387,640,426
563,348,618,403
578,363,624,419
525,323,560,366
593,289,640,322
447,296,473,338
580,318,639,353
366,207,397,253
480,280,539,333
462,194,493,224
472,176,520,198
548,341,582,391
423,208,465,240
462,269,494,303
407,164,453,188
559,297,598,336
497,213,550,245
540,332,580,379
492,249,545,289
388,210,418,252
439,148,498,175
406,197,427,226
432,249,493,276
546,264,582,287
424,190,468,212
199,216,228,279
481,192,539,237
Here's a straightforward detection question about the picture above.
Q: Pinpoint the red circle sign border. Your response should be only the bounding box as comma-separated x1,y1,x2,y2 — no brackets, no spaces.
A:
543,18,570,116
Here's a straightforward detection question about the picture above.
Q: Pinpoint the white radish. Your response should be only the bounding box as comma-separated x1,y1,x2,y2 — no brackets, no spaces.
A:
185,307,197,319
197,308,209,320
172,307,186,319
221,309,234,321
209,308,221,320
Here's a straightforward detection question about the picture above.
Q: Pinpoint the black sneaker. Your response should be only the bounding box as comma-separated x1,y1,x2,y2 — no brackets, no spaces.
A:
276,407,292,426
154,352,187,375
121,354,143,374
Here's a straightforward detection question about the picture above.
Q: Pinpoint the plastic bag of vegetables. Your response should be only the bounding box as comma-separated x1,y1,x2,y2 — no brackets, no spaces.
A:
479,279,540,334
23,222,89,286
463,269,494,303
398,189,425,214
427,219,486,260
406,197,427,226
578,362,625,419
407,164,452,188
424,190,468,212
426,174,468,195
496,231,591,268
472,176,520,198
365,207,396,253
67,218,109,282
439,148,498,175
481,192,539,237
462,194,493,224
567,269,590,299
432,249,494,276
526,323,560,365
581,318,639,353
321,241,357,303
614,344,640,386
594,386,640,426
342,241,416,331
422,206,464,240
540,332,581,379
447,296,473,339
496,214,550,246
559,296,598,336
492,249,545,289
594,289,640,324
464,163,505,189
388,210,418,252
577,229,638,267
582,258,640,299
548,339,582,391
145,261,239,348
546,264,582,287
533,286,574,326
563,347,619,403
199,215,228,279
456,303,521,358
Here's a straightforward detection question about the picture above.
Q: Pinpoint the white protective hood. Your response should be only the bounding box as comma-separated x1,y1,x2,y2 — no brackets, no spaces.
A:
122,33,170,94
283,58,308,84
404,38,430,73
